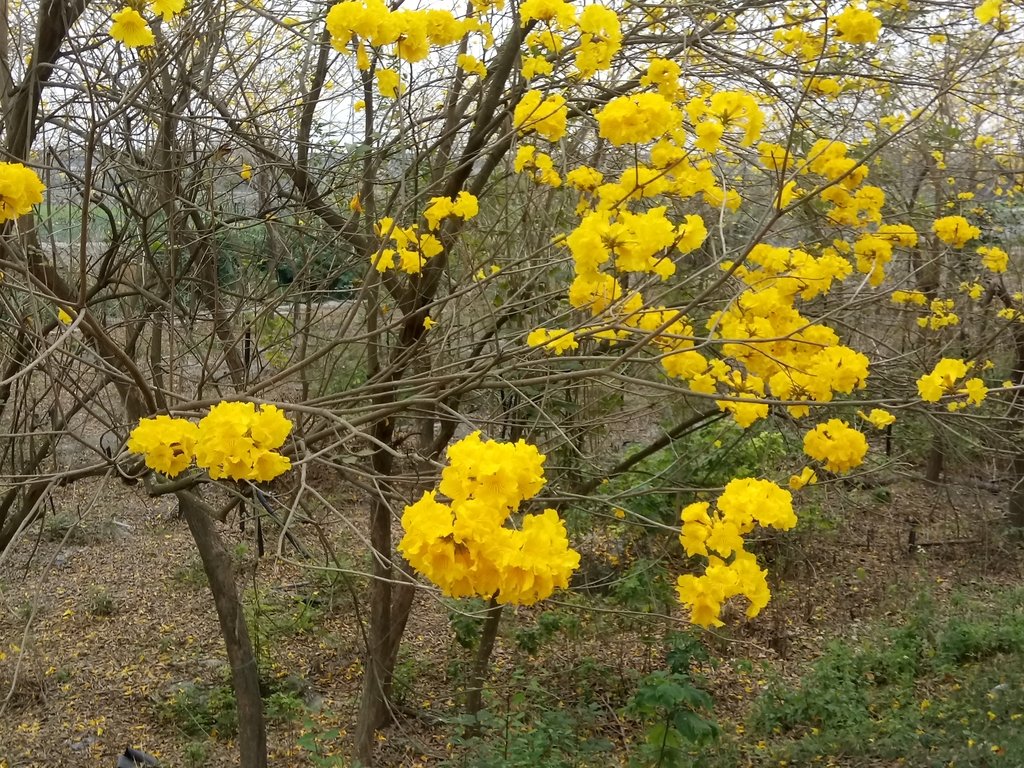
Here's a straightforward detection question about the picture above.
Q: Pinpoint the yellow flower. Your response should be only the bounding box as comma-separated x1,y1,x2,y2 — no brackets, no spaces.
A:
891,290,928,306
675,480,795,626
375,68,401,99
522,56,553,80
450,191,479,219
803,419,868,474
513,90,568,142
933,216,981,248
640,57,682,98
962,378,987,406
858,408,895,429
58,308,73,325
679,502,712,556
0,162,46,222
917,358,969,402
240,163,252,181
109,7,156,48
519,0,576,27
595,93,680,146
527,328,578,355
833,5,882,44
977,245,1008,273
128,415,200,477
193,402,293,482
975,0,1003,25
398,433,579,605
423,315,436,330
789,466,818,490
424,191,478,229
566,166,603,191
150,0,185,21
456,53,486,79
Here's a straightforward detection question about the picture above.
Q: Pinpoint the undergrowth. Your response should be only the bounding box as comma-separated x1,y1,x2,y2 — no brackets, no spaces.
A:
732,586,1024,766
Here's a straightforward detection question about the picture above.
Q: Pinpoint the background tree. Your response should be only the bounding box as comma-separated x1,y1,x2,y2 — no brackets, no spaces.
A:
2,0,1023,765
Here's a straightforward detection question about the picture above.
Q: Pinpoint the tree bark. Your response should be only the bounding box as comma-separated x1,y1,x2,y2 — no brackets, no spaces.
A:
179,491,267,768
925,438,944,485
464,598,503,735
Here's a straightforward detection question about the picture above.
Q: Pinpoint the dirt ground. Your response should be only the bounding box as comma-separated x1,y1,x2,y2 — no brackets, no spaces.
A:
0,465,1020,767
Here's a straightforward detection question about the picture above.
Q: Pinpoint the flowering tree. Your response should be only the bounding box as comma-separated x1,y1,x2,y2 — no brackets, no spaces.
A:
2,0,1024,765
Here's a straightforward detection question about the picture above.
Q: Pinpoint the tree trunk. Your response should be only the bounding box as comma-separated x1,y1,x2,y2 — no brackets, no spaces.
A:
925,438,944,485
179,492,267,768
353,398,421,765
464,598,503,735
1010,456,1024,528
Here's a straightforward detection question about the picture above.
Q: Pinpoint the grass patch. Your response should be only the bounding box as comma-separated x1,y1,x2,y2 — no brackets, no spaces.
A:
159,679,307,739
172,558,208,590
732,587,1024,766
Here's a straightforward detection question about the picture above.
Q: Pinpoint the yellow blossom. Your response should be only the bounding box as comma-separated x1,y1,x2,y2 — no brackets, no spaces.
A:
457,53,487,78
375,68,402,98
513,90,567,142
595,93,680,146
834,5,882,44
128,415,200,477
933,216,980,248
858,408,895,429
109,7,155,48
975,0,1003,25
527,328,578,355
151,0,185,21
917,358,969,403
399,433,579,605
193,402,293,482
0,162,46,222
978,245,1008,273
789,466,818,490
803,419,868,473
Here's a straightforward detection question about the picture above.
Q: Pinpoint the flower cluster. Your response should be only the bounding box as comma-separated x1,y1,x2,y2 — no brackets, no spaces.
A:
859,408,896,429
975,0,1008,26
686,90,764,152
789,466,818,490
423,192,479,230
520,0,622,79
595,93,681,146
802,419,868,473
892,289,928,306
327,0,470,58
128,402,293,481
833,5,882,44
373,217,444,274
326,0,477,96
677,478,797,627
978,245,1009,273
127,415,199,477
916,298,960,331
917,358,987,410
709,248,867,413
514,91,568,142
514,145,562,187
0,163,45,223
398,432,580,606
109,1,185,48
933,215,981,248
526,328,579,355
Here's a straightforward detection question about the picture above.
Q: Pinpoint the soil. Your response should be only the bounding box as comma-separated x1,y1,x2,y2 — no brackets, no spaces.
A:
0,466,1020,767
